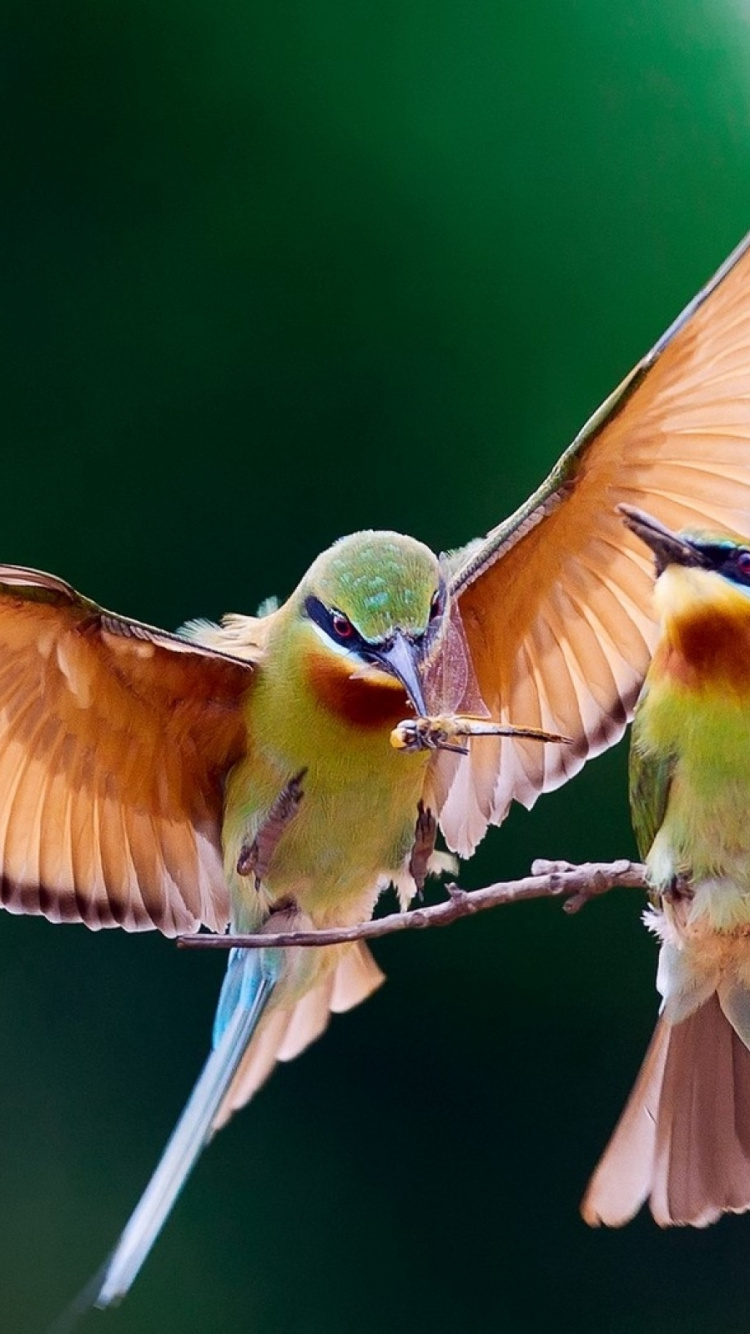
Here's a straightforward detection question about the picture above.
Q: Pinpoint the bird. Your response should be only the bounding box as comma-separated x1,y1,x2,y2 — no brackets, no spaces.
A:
6,227,750,1306
582,504,750,1229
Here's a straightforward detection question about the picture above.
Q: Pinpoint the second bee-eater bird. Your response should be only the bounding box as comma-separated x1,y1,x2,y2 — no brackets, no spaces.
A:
7,229,750,1306
583,505,750,1228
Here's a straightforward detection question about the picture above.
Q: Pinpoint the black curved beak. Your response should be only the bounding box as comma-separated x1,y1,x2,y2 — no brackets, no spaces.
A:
371,632,428,716
618,504,711,575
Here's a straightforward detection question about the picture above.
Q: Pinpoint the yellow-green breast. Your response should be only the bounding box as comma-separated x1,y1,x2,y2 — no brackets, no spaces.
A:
222,605,431,931
640,569,750,919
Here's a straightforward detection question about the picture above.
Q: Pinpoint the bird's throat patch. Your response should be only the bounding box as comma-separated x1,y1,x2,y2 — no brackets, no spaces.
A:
303,648,409,729
660,608,750,690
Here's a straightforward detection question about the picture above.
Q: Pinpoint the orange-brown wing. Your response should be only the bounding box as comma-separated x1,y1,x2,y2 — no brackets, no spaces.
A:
439,230,750,855
0,566,254,933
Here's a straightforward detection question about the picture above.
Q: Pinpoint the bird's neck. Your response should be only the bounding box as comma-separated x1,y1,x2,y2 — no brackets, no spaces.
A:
653,566,750,692
248,605,427,779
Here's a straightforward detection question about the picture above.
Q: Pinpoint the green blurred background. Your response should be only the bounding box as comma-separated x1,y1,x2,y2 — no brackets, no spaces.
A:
0,1,749,1330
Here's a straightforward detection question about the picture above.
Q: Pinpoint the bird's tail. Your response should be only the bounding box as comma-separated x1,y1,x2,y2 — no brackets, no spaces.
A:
78,939,383,1316
581,989,750,1227
214,940,384,1129
94,945,280,1309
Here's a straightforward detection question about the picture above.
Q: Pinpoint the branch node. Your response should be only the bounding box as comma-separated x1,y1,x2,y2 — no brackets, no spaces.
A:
445,881,467,903
531,858,575,876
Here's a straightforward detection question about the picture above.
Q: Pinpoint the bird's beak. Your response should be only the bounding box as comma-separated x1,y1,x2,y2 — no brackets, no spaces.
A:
370,632,428,716
618,504,711,575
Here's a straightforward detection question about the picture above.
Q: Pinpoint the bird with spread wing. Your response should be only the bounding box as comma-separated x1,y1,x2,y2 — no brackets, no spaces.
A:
5,232,750,1308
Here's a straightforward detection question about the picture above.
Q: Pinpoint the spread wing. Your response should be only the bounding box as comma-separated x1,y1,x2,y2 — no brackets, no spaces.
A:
0,566,255,934
438,230,750,855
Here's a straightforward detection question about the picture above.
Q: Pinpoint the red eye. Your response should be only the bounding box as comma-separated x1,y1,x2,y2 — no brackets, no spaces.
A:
736,551,750,576
332,611,353,638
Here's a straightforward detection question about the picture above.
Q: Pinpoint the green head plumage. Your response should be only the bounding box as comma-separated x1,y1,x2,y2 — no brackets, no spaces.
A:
302,531,440,641
295,531,442,717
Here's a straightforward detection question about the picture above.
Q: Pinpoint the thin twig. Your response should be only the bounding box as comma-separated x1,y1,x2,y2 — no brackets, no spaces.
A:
177,858,648,951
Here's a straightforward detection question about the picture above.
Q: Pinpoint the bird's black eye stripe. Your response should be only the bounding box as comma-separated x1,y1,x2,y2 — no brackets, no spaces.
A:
729,548,750,583
692,543,750,586
700,543,738,568
304,595,366,648
429,582,446,620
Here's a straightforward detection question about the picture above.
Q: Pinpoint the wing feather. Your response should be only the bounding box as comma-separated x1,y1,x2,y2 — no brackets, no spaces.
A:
443,231,750,853
0,569,255,933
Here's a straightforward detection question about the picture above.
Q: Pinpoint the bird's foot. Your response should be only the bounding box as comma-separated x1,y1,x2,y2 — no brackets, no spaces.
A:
662,874,692,906
267,893,300,918
409,800,438,899
237,768,307,889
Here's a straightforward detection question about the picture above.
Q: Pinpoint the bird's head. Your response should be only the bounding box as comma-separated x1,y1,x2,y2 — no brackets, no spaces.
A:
620,505,750,668
621,504,750,579
293,530,444,722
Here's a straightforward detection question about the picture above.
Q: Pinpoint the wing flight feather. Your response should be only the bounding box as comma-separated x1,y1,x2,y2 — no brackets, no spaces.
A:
0,568,255,933
441,230,750,854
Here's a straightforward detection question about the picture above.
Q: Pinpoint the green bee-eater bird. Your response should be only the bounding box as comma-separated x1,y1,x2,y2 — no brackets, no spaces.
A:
583,504,750,1228
6,231,750,1305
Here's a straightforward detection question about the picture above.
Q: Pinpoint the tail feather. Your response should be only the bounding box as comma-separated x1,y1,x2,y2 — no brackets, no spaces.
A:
213,942,385,1129
211,1009,294,1131
652,993,750,1225
583,992,750,1228
278,972,335,1062
718,981,750,1056
731,1004,750,1161
330,941,385,1012
94,949,278,1308
581,1017,669,1227
76,942,384,1313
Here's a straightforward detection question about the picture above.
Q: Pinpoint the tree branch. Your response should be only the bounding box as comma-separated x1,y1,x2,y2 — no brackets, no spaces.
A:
177,858,648,952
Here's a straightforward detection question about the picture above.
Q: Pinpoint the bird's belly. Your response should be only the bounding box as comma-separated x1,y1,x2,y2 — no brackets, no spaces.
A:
267,772,424,915
224,742,430,929
646,688,750,931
